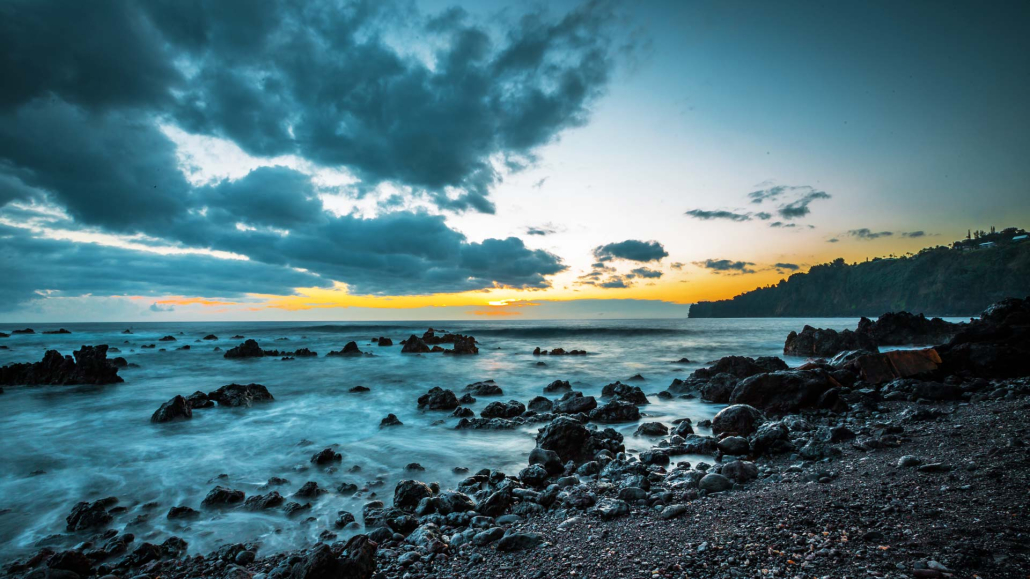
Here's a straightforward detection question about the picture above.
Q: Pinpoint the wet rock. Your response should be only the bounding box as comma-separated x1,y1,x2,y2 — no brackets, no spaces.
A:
151,395,192,423
400,335,431,353
730,370,843,415
672,420,694,437
749,421,792,456
720,460,758,483
283,501,312,517
472,526,505,546
464,380,503,396
588,399,641,423
784,325,879,357
456,417,520,430
858,311,964,346
311,448,342,465
376,337,393,346
898,455,922,468
184,390,213,409
592,498,630,520
326,342,364,357
535,416,625,465
839,349,942,385
202,486,245,508
477,489,512,517
0,345,123,386
692,355,788,381
417,387,459,411
66,498,116,531
158,335,176,341
295,482,325,499
334,510,356,528
528,447,564,475
698,373,740,403
554,391,597,414
202,334,218,340
717,436,749,455
244,491,285,510
452,406,474,418
528,396,554,412
518,464,549,487
349,385,370,393
166,505,199,520
443,334,479,355
481,400,525,419
544,379,572,392
601,381,649,404
47,550,92,576
635,422,668,436
223,339,269,358
711,404,765,436
394,480,433,511
379,414,403,428
288,537,376,579
208,383,274,408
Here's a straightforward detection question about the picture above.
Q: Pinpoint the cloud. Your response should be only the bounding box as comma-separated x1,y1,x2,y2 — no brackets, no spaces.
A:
693,259,757,274
592,239,668,262
0,225,331,311
827,238,840,243
525,222,564,236
777,190,831,219
628,267,663,279
149,302,175,313
532,178,548,189
669,262,685,270
901,231,928,238
599,277,631,289
848,228,894,240
769,221,797,228
685,209,752,222
774,262,800,271
747,185,793,204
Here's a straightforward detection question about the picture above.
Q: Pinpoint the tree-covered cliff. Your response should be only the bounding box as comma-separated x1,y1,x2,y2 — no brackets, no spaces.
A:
689,242,1030,318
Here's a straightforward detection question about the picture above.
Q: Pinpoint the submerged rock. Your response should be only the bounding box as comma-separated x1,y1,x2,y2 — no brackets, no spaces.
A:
66,498,116,531
202,486,245,508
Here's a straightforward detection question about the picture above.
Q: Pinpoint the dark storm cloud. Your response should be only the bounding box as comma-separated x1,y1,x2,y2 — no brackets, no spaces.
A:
628,267,663,279
774,262,800,271
848,228,894,240
685,209,752,222
777,190,831,219
0,225,331,310
592,240,668,262
0,1,601,299
693,259,757,274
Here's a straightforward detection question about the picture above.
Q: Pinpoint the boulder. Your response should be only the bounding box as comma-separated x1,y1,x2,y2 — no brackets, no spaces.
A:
0,345,123,386
527,396,554,412
711,404,765,436
720,460,758,483
784,325,878,357
588,399,641,423
311,448,342,464
223,339,269,358
444,335,479,355
698,473,733,493
288,537,377,579
377,337,393,346
401,335,431,353
857,312,965,346
394,480,433,511
544,379,572,392
601,381,649,404
729,370,842,414
208,383,274,407
417,387,459,410
535,416,624,465
937,298,1030,378
66,498,116,531
326,342,364,357
481,400,526,419
554,391,597,414
840,349,941,385
634,422,668,437
698,373,740,403
691,355,788,381
717,436,749,455
202,486,245,508
465,380,503,396
151,395,192,423
379,414,403,427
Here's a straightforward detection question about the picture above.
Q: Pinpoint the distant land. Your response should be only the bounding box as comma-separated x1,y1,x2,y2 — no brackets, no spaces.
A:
689,227,1030,318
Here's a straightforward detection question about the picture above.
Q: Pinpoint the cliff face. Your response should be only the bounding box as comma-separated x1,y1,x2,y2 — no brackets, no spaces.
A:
689,242,1030,318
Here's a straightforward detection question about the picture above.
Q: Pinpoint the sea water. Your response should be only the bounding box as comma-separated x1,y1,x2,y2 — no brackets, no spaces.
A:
0,317,918,559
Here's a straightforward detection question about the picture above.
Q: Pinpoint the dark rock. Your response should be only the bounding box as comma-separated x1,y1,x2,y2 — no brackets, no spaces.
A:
0,345,123,386
464,380,503,396
417,387,459,410
496,532,544,551
672,420,694,437
477,489,512,517
151,395,192,423
400,335,431,353
311,448,342,464
443,335,479,355
481,400,525,419
698,373,740,403
244,491,285,510
720,460,758,483
349,385,370,393
202,486,245,508
717,436,749,455
42,328,72,335
711,404,765,436
698,473,732,493
326,342,364,357
48,550,92,576
554,391,597,414
528,396,554,412
588,399,641,423
66,498,116,531
937,297,1030,378
11,328,34,334
288,537,376,579
858,311,964,346
208,383,273,407
223,339,269,358
283,501,312,517
452,406,474,418
601,381,649,404
528,447,564,475
394,480,433,511
379,414,403,428
158,335,176,341
295,482,324,499
784,325,879,357
535,416,624,465
729,370,843,414
377,337,393,346
634,422,668,436
202,334,218,340
167,506,199,520
544,379,571,392
455,417,520,430
691,355,788,381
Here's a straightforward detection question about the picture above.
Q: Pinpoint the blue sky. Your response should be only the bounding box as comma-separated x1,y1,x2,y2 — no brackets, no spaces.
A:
0,0,1027,321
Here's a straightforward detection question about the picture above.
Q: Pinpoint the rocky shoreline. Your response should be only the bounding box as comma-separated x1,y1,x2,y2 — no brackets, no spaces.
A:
3,298,1029,579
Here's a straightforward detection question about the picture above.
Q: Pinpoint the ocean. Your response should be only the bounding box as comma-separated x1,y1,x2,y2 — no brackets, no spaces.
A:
0,316,959,559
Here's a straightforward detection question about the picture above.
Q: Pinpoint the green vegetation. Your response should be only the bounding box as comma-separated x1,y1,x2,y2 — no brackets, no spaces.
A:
689,241,1030,318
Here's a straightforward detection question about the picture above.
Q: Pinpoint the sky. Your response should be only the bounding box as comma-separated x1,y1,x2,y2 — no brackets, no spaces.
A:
1,0,1028,322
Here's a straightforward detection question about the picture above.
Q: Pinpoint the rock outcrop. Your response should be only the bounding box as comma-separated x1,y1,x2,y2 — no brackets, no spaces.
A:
857,312,964,346
207,383,274,407
0,345,123,386
784,325,878,357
